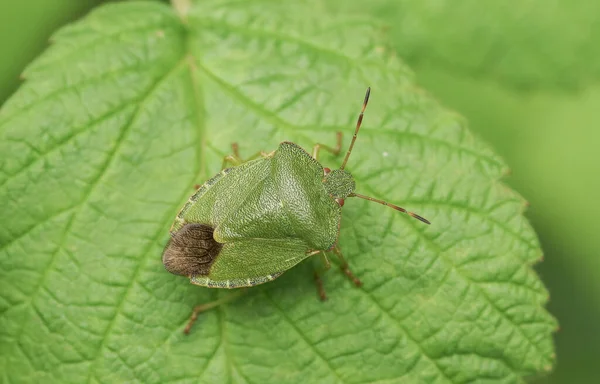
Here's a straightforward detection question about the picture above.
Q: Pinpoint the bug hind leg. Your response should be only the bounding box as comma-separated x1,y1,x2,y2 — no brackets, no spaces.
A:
312,251,331,300
184,289,246,334
311,247,362,300
314,270,327,301
333,245,362,287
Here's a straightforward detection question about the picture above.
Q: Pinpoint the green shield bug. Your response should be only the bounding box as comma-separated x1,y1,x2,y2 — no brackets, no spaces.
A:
163,88,430,333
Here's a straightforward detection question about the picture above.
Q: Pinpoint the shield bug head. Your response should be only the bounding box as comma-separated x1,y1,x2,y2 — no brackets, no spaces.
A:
324,88,430,224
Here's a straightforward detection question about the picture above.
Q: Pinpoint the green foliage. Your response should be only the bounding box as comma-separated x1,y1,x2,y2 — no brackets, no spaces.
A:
0,0,556,382
416,67,600,384
0,0,107,104
328,0,600,89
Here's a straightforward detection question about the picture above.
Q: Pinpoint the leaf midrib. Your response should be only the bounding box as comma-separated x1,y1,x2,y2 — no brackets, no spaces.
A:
75,58,199,382
84,15,212,380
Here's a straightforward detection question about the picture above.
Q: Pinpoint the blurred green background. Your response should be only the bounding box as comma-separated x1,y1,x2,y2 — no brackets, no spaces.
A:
1,1,597,383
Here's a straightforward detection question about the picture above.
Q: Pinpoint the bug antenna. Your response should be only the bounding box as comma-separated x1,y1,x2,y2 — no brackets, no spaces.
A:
340,87,371,170
349,192,430,224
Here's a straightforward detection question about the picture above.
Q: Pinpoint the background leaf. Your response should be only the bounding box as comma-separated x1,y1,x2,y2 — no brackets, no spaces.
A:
0,1,555,383
0,0,107,104
415,66,600,384
328,0,600,90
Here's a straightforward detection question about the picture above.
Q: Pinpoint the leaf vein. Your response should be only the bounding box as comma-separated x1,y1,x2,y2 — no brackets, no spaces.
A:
264,292,346,384
84,59,189,383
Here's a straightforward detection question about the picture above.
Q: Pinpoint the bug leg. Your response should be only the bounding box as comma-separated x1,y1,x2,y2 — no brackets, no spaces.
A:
231,142,240,157
310,251,330,301
184,289,246,334
312,131,343,160
222,143,271,169
221,154,243,170
244,150,272,161
314,270,327,301
221,143,245,169
320,251,331,270
234,141,270,161
333,246,362,287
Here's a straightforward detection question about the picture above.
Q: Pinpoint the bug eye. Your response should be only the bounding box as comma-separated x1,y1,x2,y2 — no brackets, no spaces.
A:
336,198,345,207
323,167,331,176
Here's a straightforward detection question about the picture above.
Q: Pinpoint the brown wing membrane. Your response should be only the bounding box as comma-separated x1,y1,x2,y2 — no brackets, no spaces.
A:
162,223,223,276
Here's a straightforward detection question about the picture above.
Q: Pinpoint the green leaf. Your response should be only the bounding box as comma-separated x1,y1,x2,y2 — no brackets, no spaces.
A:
327,0,600,89
0,0,556,383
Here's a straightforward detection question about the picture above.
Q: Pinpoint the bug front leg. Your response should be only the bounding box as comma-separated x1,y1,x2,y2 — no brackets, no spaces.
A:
312,131,342,161
196,145,243,189
221,143,244,170
221,143,271,170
